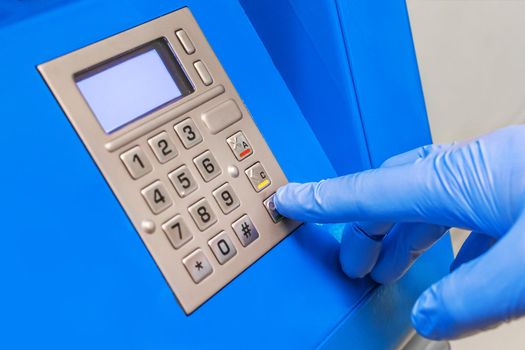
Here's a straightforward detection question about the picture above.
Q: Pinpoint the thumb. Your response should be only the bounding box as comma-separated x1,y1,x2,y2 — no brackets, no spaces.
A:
411,214,525,340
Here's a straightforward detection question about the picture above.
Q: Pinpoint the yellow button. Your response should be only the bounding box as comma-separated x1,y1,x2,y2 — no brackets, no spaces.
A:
245,162,271,192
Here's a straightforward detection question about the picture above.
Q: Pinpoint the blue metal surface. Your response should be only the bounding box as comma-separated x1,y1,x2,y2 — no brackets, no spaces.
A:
0,0,452,348
240,0,454,348
239,0,371,176
0,0,371,348
335,0,433,167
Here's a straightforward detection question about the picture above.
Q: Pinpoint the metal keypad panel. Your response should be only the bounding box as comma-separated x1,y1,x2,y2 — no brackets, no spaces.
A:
39,7,301,314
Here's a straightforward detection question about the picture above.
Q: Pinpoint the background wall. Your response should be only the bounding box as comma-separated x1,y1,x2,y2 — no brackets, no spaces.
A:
406,0,525,348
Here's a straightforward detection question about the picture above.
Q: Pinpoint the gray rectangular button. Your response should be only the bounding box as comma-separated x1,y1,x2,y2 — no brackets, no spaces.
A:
201,99,242,135
175,29,195,54
194,60,213,86
141,181,173,214
148,131,178,163
174,118,203,149
120,146,153,179
208,231,237,265
263,194,283,223
162,215,192,249
168,165,198,198
232,215,259,247
245,162,271,192
226,131,253,161
188,198,218,231
183,249,213,284
212,183,240,214
193,150,222,182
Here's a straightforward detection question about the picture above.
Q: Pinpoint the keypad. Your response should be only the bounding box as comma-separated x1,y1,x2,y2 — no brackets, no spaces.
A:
193,150,222,182
208,231,237,265
41,8,302,314
115,64,286,295
174,118,203,149
111,25,287,294
141,181,173,214
188,198,218,231
123,113,283,287
120,146,153,179
127,116,282,287
168,165,198,198
148,131,178,163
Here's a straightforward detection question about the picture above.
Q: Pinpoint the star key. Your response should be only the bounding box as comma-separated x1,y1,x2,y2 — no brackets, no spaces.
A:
183,249,213,284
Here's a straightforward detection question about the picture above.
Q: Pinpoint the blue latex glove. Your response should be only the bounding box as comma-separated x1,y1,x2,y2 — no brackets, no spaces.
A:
274,125,525,340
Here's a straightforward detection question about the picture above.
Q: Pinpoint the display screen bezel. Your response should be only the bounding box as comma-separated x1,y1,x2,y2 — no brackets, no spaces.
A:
74,37,194,133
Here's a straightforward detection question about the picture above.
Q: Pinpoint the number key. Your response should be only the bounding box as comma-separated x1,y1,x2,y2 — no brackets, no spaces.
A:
148,131,178,163
188,198,217,231
193,150,221,182
120,146,152,179
212,183,240,214
174,118,203,149
208,231,237,265
168,165,198,197
141,181,173,214
162,215,192,249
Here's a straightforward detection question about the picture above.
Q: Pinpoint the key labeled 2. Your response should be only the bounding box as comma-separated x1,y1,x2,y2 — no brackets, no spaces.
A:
148,131,178,163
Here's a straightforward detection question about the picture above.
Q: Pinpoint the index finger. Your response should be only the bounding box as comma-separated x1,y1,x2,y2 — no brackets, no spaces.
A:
274,148,465,227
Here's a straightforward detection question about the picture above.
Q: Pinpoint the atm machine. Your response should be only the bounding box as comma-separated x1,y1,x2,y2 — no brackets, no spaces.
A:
0,0,452,349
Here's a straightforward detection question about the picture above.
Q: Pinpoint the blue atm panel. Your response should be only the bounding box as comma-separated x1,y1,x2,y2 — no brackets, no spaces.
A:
240,0,454,347
0,0,452,349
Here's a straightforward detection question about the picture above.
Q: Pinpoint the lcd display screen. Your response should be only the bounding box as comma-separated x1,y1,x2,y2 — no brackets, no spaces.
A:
75,38,193,133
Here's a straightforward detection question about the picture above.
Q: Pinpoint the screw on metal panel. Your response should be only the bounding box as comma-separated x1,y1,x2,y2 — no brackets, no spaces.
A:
227,165,239,178
141,219,156,234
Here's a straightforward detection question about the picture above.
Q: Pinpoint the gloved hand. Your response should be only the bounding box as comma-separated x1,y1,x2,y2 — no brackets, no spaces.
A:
274,125,525,340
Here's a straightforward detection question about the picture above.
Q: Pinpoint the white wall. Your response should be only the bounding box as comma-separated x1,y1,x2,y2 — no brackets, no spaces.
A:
407,0,525,144
406,1,525,348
